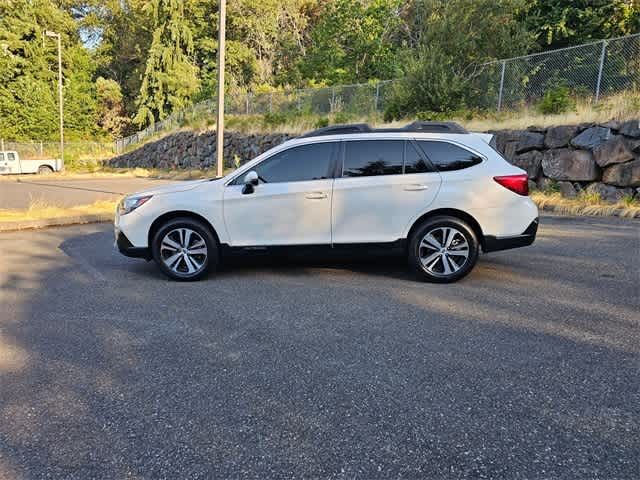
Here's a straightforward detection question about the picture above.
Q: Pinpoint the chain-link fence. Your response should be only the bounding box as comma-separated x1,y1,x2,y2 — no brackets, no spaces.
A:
0,140,116,164
475,34,640,111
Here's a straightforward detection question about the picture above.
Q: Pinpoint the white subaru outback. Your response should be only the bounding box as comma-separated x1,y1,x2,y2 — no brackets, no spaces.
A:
115,122,538,283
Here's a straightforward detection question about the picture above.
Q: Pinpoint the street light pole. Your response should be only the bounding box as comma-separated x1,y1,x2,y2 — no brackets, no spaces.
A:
215,0,226,178
45,31,64,170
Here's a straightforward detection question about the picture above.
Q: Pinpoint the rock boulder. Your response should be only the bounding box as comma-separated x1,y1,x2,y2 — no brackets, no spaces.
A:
584,182,634,202
511,150,543,179
570,126,611,150
544,125,579,149
619,119,640,138
602,159,640,187
557,181,577,198
494,130,544,156
592,136,635,167
514,131,545,153
541,149,599,181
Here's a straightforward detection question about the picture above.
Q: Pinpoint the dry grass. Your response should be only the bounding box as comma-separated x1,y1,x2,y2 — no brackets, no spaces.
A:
531,191,640,218
463,94,639,132
0,199,116,223
193,91,640,134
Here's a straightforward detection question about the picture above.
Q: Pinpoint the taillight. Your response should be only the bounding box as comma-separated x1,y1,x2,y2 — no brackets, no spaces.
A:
493,174,529,196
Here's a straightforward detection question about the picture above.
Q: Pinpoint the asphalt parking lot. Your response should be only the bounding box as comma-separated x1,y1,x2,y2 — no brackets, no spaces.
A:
0,177,172,209
0,215,638,479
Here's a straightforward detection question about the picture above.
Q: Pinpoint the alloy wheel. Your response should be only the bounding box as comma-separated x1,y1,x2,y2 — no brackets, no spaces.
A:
159,228,208,276
418,226,470,276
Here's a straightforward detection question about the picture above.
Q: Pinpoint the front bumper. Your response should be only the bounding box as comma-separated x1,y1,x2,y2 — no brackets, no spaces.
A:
116,230,151,259
483,218,538,253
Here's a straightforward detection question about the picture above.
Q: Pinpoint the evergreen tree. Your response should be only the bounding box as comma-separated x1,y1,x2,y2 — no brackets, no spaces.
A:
0,0,98,141
90,0,152,120
133,0,199,127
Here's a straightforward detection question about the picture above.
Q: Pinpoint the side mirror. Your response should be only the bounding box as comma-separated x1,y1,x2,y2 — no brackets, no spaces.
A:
242,170,259,194
244,170,259,186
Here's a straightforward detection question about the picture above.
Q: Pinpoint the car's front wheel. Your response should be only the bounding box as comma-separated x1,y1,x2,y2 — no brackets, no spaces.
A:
152,217,218,281
408,216,479,283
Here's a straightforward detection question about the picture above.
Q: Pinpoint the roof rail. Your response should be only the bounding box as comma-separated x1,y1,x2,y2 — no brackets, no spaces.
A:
299,123,372,138
299,121,468,138
402,121,468,134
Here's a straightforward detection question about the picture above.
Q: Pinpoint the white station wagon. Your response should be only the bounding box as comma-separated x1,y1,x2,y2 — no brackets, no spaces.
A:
115,122,538,282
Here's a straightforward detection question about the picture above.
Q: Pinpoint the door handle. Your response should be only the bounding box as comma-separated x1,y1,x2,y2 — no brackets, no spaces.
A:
305,192,327,199
404,184,429,191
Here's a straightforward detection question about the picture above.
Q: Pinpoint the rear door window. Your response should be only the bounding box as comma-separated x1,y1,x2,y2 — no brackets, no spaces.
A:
7,152,16,162
342,140,403,177
417,141,482,171
404,142,435,174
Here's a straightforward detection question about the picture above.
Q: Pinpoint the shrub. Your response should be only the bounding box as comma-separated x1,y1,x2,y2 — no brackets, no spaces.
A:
578,190,601,205
314,117,329,129
415,110,452,121
226,114,261,131
537,86,576,115
542,179,560,194
620,194,637,206
262,111,289,128
383,46,469,122
332,111,354,124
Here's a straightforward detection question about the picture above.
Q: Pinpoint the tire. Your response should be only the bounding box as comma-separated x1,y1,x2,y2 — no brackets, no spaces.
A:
408,216,480,283
151,217,218,281
37,165,54,175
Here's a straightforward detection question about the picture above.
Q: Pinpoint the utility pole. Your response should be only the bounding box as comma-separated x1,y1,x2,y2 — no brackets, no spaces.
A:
215,0,226,178
45,30,64,170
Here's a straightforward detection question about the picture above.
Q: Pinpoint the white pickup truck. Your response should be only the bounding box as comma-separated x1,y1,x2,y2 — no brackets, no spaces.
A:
0,151,62,175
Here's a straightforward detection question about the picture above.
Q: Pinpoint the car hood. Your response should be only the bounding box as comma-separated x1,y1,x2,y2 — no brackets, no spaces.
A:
128,178,219,197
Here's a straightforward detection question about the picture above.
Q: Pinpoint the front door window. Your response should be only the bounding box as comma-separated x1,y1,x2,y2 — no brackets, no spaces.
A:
224,142,337,246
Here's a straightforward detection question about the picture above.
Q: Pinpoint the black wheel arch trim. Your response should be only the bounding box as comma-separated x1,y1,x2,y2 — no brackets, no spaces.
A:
148,211,221,250
407,208,484,250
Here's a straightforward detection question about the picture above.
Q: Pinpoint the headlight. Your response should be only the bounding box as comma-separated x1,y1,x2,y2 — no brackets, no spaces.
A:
118,195,152,215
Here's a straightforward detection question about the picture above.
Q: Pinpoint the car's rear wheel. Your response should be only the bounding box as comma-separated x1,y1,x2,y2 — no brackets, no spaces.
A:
408,216,479,283
152,217,218,281
37,165,54,175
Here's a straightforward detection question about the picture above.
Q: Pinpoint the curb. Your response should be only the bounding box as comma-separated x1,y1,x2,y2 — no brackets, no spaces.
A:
0,214,113,232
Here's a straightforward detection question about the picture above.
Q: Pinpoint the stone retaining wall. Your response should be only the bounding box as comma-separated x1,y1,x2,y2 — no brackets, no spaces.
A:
490,119,640,201
108,119,640,201
108,130,295,171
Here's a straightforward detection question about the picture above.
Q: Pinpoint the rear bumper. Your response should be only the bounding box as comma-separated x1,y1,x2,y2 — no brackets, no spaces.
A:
483,218,538,253
116,231,151,259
